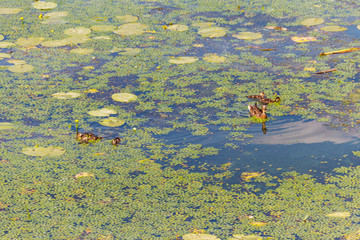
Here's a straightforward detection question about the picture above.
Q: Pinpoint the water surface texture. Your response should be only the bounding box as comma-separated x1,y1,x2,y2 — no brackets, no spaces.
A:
1,0,360,239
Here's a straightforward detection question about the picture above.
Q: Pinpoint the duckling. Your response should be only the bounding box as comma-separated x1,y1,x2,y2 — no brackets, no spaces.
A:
76,132,103,143
247,92,265,99
111,137,121,146
248,103,267,119
259,96,281,104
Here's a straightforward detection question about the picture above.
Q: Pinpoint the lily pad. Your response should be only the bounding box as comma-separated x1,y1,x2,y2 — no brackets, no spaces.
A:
0,53,11,60
241,172,265,181
112,93,138,102
0,8,22,15
22,146,66,157
230,234,263,240
169,56,198,64
16,37,44,47
182,234,220,240
0,42,15,48
198,27,226,38
90,25,116,32
64,27,91,36
167,24,189,32
32,1,57,10
7,59,26,65
326,212,351,218
8,64,34,73
320,26,347,32
0,122,15,130
75,172,94,179
113,23,148,36
203,54,226,63
112,48,141,55
52,92,81,99
99,117,125,127
41,36,90,47
291,36,317,43
301,18,324,26
115,15,138,22
233,32,262,40
70,48,94,54
88,108,117,117
43,11,68,18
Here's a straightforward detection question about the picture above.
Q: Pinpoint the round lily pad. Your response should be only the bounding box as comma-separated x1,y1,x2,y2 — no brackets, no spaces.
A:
115,15,138,22
112,93,138,102
168,56,198,64
32,1,58,10
16,37,44,47
88,108,117,117
0,53,11,60
182,234,220,240
113,23,147,36
0,122,15,130
22,146,66,157
203,54,226,63
43,11,68,18
291,36,317,43
64,27,91,36
70,48,94,54
99,117,125,127
75,172,94,179
320,26,347,32
167,24,189,32
90,25,116,32
193,22,216,28
326,212,350,218
41,36,90,47
42,18,68,25
198,27,226,38
0,42,15,48
117,48,141,55
8,64,34,73
301,18,324,26
230,234,263,240
52,92,81,99
233,32,262,40
7,59,26,65
0,8,22,14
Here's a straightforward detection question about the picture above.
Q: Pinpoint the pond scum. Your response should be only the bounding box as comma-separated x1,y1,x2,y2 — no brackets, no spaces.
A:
1,0,360,239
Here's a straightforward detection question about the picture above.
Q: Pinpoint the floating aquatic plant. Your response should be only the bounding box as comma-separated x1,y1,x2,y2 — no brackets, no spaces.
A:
22,146,66,157
99,117,125,127
111,93,138,102
87,108,117,117
32,1,58,10
52,92,81,99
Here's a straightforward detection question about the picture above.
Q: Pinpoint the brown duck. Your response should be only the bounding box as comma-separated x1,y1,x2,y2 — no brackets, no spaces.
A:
248,103,267,119
111,137,121,146
259,96,281,104
76,132,103,143
247,92,265,99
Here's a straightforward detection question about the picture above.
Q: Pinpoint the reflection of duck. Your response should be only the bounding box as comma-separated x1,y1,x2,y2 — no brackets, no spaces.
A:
247,92,265,99
259,96,281,104
262,122,267,134
248,103,267,119
111,137,121,146
76,132,103,143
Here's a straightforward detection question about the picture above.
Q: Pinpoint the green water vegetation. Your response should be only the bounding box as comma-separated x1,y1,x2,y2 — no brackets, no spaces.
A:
0,0,360,239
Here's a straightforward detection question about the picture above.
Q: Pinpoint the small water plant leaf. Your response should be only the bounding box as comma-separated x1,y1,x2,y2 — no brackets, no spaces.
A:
291,36,317,43
7,59,26,65
32,1,58,10
193,22,216,28
0,8,22,14
113,23,147,36
112,93,138,102
8,64,34,73
22,146,66,157
41,36,90,47
301,18,324,26
198,27,226,38
99,117,125,127
233,32,262,40
75,172,94,179
168,56,198,64
111,47,141,55
249,221,267,227
0,42,15,48
167,24,189,32
88,108,117,117
182,233,220,240
230,234,263,240
320,26,347,32
70,48,94,54
241,172,265,181
64,27,91,36
0,53,11,60
203,54,226,63
326,212,350,218
16,37,44,47
52,92,81,99
90,25,116,32
0,34,4,41
115,15,138,22
353,151,360,157
43,11,68,18
319,48,360,56
0,122,15,130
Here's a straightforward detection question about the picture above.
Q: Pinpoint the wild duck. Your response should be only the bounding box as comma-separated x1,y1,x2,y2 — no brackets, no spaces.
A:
248,103,267,119
259,96,281,104
111,137,121,146
76,132,103,143
247,92,265,99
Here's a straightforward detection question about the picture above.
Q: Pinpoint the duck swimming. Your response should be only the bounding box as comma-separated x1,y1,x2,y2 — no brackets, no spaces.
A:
259,96,281,104
111,137,121,146
76,132,103,143
247,92,265,99
248,103,267,119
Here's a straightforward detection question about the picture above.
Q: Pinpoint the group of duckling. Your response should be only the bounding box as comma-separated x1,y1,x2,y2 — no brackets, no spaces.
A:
76,132,121,146
247,92,280,119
